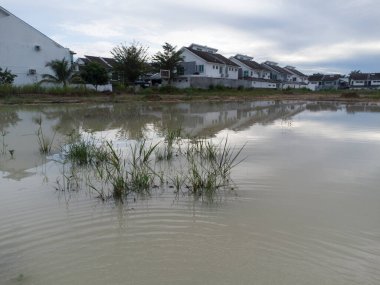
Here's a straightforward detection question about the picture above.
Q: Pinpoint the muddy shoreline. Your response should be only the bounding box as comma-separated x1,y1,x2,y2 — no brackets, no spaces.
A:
0,92,379,105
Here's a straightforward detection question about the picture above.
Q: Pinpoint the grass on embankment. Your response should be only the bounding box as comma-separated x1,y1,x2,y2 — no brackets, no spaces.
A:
1,83,380,104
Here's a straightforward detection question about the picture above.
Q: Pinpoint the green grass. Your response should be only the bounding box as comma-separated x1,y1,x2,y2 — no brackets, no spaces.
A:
33,115,56,154
0,84,96,96
59,129,245,202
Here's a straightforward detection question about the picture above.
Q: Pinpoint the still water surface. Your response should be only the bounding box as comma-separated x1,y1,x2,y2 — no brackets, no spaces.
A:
1,101,380,284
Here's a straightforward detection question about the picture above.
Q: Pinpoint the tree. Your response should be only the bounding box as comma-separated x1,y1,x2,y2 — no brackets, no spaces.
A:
80,62,109,91
111,42,149,84
152,42,183,83
40,58,80,87
0,67,17,85
349,70,361,77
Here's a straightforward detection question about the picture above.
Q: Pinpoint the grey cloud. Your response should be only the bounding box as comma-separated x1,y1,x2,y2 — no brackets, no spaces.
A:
2,0,380,74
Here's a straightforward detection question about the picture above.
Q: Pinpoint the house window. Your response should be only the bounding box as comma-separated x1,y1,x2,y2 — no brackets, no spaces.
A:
216,66,219,69
243,70,249,77
196,65,204,73
251,71,253,76
177,66,185,76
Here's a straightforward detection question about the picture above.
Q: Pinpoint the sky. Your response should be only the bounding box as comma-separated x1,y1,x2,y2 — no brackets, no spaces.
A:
2,0,380,75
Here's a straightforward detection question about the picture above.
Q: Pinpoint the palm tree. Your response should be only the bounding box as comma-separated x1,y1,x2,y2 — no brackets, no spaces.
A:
40,58,80,87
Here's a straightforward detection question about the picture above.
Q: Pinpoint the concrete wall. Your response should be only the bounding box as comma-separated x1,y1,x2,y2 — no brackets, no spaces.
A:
173,76,278,89
0,7,72,86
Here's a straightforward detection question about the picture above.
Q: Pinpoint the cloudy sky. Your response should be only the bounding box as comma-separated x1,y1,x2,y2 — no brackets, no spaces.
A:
2,0,380,74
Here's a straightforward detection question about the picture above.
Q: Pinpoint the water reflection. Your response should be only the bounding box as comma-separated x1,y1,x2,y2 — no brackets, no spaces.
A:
1,100,380,285
2,101,380,180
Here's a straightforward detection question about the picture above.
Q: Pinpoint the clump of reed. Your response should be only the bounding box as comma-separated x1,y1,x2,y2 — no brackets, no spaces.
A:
64,132,109,166
156,127,182,161
59,128,244,203
33,115,57,154
182,138,245,197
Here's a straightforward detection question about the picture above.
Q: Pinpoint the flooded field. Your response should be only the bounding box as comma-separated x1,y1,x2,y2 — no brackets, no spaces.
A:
1,101,380,285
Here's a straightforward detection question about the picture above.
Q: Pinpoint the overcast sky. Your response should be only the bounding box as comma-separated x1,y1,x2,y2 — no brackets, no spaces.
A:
2,0,380,75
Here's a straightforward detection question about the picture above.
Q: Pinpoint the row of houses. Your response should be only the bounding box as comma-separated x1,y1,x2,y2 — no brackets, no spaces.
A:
172,43,309,89
1,5,379,91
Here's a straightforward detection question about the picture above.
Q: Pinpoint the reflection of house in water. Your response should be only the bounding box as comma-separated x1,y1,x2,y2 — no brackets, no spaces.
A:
141,101,307,136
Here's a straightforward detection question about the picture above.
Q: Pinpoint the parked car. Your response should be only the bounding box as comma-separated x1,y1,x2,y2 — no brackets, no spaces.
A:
134,80,150,88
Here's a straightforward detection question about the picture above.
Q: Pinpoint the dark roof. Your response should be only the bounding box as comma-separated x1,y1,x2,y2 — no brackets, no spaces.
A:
102,57,117,68
83,55,112,69
262,63,290,75
350,73,380,81
284,67,306,77
321,74,342,82
308,74,342,82
187,47,239,67
78,57,91,65
370,73,380,80
235,58,264,70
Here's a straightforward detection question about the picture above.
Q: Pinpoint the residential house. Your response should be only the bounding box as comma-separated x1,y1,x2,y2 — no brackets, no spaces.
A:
0,6,74,85
230,54,277,89
261,61,289,82
350,73,380,89
283,66,308,83
76,55,120,83
307,74,346,91
178,44,239,79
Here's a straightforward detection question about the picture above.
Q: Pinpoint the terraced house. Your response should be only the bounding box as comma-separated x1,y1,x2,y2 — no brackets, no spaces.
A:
307,74,347,91
230,54,277,89
179,44,239,79
349,73,380,89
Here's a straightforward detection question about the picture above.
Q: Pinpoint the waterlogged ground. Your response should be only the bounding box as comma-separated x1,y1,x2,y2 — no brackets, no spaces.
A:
1,101,380,285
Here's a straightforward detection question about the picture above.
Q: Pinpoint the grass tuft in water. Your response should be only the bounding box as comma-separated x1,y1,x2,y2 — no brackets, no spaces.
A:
33,115,57,154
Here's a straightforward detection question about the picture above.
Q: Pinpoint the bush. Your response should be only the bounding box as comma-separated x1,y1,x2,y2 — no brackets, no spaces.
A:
0,67,17,85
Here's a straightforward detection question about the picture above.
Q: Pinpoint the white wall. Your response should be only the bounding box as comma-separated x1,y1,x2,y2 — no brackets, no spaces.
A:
230,58,260,79
0,7,72,85
351,80,365,86
181,48,238,79
252,80,277,89
307,82,319,91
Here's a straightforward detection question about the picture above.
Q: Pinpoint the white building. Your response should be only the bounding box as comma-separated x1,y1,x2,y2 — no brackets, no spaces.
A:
178,44,239,80
230,54,277,89
0,6,74,85
350,73,380,89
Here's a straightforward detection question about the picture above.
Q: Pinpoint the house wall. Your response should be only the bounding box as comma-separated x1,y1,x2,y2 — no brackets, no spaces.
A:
181,49,238,79
230,58,260,79
307,82,319,91
370,80,380,87
260,71,271,80
0,8,72,85
252,80,277,89
351,80,365,86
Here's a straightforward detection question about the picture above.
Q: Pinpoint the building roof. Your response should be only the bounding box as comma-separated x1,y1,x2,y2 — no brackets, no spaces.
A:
81,55,116,69
308,74,342,82
284,66,306,77
350,73,380,81
370,73,380,80
186,47,239,67
234,57,264,70
262,62,290,75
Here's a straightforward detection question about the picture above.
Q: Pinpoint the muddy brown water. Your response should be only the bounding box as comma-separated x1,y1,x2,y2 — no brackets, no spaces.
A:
1,101,380,285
